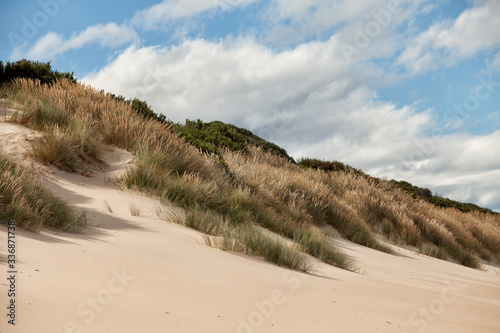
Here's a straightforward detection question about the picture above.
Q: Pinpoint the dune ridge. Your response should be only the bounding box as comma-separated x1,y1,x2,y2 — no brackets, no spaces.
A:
1,105,499,333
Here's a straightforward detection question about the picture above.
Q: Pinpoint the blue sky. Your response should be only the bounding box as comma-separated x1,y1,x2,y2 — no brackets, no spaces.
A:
1,0,499,211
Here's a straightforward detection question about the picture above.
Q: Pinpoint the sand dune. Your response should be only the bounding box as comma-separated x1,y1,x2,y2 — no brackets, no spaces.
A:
1,114,499,333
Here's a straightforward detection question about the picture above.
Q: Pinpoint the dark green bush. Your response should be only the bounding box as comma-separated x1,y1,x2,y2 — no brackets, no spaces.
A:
0,59,76,85
169,119,294,162
105,93,167,123
298,158,367,178
391,180,495,214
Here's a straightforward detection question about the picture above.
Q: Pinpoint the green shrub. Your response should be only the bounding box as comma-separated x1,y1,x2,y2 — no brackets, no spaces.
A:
391,180,495,214
299,158,362,174
0,59,76,85
170,119,294,163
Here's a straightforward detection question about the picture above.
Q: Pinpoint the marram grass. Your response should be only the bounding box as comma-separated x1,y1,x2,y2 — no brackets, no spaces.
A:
0,154,86,231
2,78,499,270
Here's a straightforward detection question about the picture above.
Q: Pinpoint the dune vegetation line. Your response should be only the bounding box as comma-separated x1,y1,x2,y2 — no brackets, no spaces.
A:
1,67,499,272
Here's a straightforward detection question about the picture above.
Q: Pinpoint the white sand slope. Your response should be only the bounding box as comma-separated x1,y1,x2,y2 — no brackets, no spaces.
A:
1,112,499,333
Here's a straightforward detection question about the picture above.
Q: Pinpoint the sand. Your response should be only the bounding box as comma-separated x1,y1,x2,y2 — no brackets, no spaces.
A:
1,107,499,333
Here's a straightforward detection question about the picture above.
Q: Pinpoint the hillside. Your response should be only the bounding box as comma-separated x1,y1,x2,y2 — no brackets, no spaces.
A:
0,60,499,332
3,60,493,215
0,60,499,270
0,125,497,332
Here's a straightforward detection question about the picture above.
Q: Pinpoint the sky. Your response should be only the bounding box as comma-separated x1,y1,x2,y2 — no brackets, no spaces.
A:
1,0,499,211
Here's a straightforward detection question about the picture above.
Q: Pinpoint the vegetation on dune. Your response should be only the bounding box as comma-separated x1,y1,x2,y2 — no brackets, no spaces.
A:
176,209,313,272
0,154,86,231
391,180,495,214
1,59,499,271
0,59,76,85
168,119,294,163
224,148,391,252
0,76,339,272
106,93,167,124
299,158,495,216
298,157,365,176
124,147,352,271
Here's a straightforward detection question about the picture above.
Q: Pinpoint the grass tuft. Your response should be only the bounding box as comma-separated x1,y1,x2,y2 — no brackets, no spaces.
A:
129,203,141,216
0,154,86,231
103,200,113,213
30,125,79,171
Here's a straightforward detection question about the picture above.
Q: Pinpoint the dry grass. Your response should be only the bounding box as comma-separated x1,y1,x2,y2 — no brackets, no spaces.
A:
337,166,499,266
1,78,499,270
223,147,390,252
3,78,215,177
177,208,313,272
103,200,113,213
0,153,86,231
223,147,500,268
129,203,141,217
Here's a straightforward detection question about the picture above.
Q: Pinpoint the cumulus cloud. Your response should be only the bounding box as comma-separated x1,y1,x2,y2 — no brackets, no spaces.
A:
397,0,500,74
82,36,356,126
11,23,138,60
260,0,428,51
371,130,500,211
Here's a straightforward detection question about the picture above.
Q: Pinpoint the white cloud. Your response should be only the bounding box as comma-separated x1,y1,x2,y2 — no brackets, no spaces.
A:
397,0,500,74
11,23,138,60
373,130,500,211
263,0,388,34
67,22,138,49
82,36,356,126
260,0,429,50
131,0,426,53
24,32,64,60
131,0,259,30
289,101,432,167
